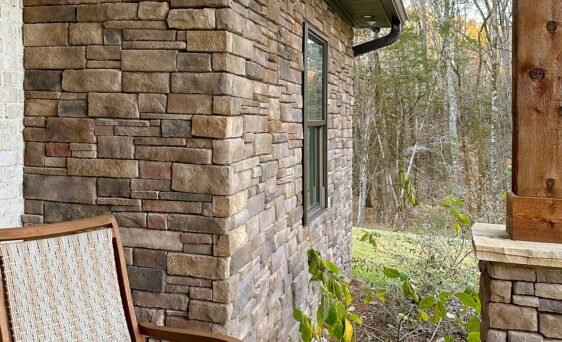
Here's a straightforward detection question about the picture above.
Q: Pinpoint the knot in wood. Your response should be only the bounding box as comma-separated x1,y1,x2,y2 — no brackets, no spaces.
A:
547,21,558,33
547,178,556,191
528,68,546,82
558,107,562,117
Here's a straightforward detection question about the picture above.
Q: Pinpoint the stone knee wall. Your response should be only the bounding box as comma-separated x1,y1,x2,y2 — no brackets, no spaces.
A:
482,262,562,341
0,0,24,228
21,0,353,339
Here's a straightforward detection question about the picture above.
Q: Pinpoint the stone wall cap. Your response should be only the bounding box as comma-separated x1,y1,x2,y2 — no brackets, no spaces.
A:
472,223,562,267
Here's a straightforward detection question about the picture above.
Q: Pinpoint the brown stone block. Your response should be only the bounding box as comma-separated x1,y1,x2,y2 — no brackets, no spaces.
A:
167,9,215,29
172,164,233,195
191,116,242,139
25,47,86,70
212,138,244,165
45,143,71,157
25,70,63,91
171,0,230,7
139,161,171,180
122,72,170,93
24,128,48,142
188,300,232,323
167,94,212,114
143,200,201,214
25,99,58,117
185,31,230,52
212,53,245,75
67,158,138,178
115,126,160,136
97,178,131,198
127,266,164,292
76,3,138,21
489,303,538,331
165,317,211,332
43,202,110,223
86,46,121,61
121,227,182,251
168,254,228,280
62,69,121,92
58,100,87,117
160,121,190,139
98,136,134,159
69,23,103,45
88,93,139,118
541,313,562,338
168,214,228,234
122,50,177,72
136,146,210,164
138,2,169,20
134,248,167,269
103,29,122,45
24,174,96,204
103,20,167,30
122,29,175,41
23,5,76,23
46,117,95,143
177,53,211,72
23,23,68,46
139,94,166,113
213,96,241,116
24,142,45,166
132,291,188,311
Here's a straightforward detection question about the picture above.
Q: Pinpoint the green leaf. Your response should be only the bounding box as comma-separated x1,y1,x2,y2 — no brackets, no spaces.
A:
343,283,352,306
419,295,435,310
328,321,343,339
383,267,401,279
325,260,340,274
456,292,480,311
325,306,338,325
444,336,453,342
417,310,430,321
467,331,481,342
348,312,363,325
293,308,304,322
466,315,481,332
360,233,369,242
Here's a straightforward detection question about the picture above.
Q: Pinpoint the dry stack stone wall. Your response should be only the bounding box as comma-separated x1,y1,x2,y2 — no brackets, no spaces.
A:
482,262,562,341
21,0,353,340
0,0,24,228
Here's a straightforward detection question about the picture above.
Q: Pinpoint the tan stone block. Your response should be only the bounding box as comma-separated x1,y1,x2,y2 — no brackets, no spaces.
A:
487,263,536,281
167,9,215,29
513,295,539,307
171,73,252,98
185,30,230,52
88,93,139,118
24,174,96,204
212,191,246,218
25,47,86,69
138,2,169,20
135,146,211,164
98,136,134,159
177,53,211,72
25,142,45,166
190,287,212,300
122,72,170,93
213,96,242,115
171,0,230,7
216,8,244,34
507,332,542,342
62,69,121,92
487,329,507,342
162,120,191,138
537,283,562,300
189,300,232,324
541,313,562,338
122,41,186,50
87,46,121,61
167,94,212,114
214,225,247,256
491,280,512,303
139,94,166,113
172,164,234,195
212,53,245,75
24,23,68,46
212,138,244,165
69,23,103,45
192,116,242,139
121,227,182,251
168,253,228,280
46,118,95,143
122,29,176,41
67,158,138,178
23,5,75,23
133,291,188,311
489,303,538,331
140,161,171,179
212,276,239,303
122,50,177,72
143,200,201,214
254,133,272,155
76,3,138,21
26,99,58,116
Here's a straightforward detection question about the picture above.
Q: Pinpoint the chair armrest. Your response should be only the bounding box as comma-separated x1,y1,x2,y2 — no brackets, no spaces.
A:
137,321,242,342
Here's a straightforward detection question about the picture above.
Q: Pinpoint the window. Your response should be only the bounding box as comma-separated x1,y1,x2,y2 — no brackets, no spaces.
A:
303,24,328,224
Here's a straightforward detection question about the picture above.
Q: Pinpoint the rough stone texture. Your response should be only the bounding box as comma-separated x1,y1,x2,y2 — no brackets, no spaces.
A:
0,0,24,227
508,331,544,342
21,1,354,340
541,314,562,338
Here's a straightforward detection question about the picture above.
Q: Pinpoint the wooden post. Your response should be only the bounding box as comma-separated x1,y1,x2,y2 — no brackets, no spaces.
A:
508,0,562,242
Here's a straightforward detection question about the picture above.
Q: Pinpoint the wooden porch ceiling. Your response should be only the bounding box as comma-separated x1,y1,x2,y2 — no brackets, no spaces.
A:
326,0,407,28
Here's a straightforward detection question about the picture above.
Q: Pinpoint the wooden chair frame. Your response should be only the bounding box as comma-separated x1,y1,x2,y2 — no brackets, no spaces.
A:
0,215,240,342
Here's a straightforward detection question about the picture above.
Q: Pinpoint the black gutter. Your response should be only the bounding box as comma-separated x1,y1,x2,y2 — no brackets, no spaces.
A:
352,22,402,57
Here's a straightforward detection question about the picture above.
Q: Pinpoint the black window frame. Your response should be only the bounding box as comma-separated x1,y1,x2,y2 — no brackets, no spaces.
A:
303,23,328,225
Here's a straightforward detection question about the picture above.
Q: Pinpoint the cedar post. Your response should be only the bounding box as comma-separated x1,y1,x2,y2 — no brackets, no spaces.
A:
508,0,562,242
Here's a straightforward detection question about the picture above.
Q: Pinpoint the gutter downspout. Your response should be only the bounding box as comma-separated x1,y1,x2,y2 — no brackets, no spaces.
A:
353,22,402,57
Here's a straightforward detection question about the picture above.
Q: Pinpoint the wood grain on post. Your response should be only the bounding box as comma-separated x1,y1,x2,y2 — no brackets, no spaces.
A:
509,0,562,242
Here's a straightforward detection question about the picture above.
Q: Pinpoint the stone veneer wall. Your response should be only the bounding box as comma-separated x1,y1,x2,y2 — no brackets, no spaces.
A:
0,0,24,228
21,0,353,340
481,262,562,341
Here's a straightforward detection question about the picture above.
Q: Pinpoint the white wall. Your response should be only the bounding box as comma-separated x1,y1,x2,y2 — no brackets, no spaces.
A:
0,0,24,227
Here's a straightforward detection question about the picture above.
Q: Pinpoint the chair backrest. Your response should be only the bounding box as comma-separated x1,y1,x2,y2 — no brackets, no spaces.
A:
0,215,142,342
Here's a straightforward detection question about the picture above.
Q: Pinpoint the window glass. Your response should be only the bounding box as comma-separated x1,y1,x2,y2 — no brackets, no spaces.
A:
306,36,325,121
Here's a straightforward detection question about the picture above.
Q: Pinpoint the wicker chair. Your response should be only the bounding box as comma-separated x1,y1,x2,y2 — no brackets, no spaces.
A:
0,215,241,342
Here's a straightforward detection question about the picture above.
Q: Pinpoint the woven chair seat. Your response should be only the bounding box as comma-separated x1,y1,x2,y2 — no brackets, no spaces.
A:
0,229,131,342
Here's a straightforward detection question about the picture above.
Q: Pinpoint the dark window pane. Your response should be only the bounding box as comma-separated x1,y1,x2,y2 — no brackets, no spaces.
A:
306,127,321,208
306,36,324,121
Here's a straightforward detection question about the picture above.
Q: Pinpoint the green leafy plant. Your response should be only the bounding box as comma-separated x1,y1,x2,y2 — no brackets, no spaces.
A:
439,196,472,234
401,173,417,206
293,249,361,342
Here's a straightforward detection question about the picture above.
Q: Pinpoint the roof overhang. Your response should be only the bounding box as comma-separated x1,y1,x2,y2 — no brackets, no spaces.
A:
326,0,408,28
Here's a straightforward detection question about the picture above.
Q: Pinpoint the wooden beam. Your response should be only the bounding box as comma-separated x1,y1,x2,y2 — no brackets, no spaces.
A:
509,0,562,242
